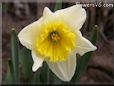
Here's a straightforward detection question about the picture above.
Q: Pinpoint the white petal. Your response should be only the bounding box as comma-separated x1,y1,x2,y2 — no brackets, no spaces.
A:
46,54,76,81
18,18,43,50
43,7,53,18
55,5,86,30
32,51,44,72
75,31,97,56
18,7,54,50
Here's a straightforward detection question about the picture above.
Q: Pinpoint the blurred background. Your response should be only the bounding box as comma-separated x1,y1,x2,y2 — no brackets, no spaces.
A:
2,1,114,84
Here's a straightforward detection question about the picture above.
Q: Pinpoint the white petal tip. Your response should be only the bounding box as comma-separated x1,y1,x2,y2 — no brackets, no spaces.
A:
93,46,97,51
43,7,53,17
32,64,42,72
32,51,44,72
80,46,97,56
63,78,72,82
32,67,37,72
90,45,97,52
44,7,49,10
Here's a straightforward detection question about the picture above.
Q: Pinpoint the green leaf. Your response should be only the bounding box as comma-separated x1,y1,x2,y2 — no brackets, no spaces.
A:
90,25,98,45
19,48,33,82
71,25,98,82
3,60,14,84
32,69,42,84
49,70,63,85
40,62,49,83
32,62,49,84
54,0,62,11
11,28,19,83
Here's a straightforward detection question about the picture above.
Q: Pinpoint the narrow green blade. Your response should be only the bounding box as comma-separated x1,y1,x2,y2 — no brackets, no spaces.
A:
49,70,63,85
19,48,33,82
32,69,42,84
3,60,14,84
11,29,19,83
32,62,49,84
40,62,49,83
54,0,62,11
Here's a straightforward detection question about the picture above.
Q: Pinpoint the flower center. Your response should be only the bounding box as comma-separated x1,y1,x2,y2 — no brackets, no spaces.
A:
35,20,76,62
50,31,60,44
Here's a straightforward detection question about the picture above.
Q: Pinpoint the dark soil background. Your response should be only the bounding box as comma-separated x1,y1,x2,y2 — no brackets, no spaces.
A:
2,1,114,84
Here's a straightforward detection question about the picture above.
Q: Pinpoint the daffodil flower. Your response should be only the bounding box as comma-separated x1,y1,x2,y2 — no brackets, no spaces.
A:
18,5,97,81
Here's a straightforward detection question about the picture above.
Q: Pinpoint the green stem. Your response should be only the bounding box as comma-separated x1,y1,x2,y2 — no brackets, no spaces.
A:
11,28,19,84
54,0,62,11
47,68,50,84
